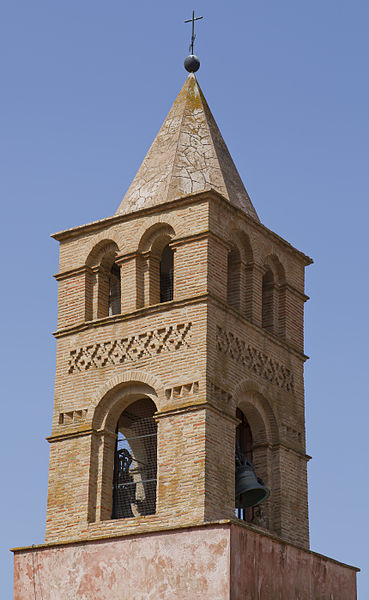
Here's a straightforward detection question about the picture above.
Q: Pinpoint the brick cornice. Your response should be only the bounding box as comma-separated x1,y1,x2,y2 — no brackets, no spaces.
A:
209,192,313,266
47,428,116,443
51,190,214,242
54,265,91,281
53,293,208,338
280,282,310,302
52,291,308,362
51,188,312,266
114,251,139,265
207,293,308,362
254,441,311,461
154,401,238,425
170,229,230,251
10,520,359,572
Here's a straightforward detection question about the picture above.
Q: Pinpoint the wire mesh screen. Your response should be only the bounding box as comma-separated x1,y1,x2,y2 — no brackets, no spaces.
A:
112,398,157,519
235,408,254,522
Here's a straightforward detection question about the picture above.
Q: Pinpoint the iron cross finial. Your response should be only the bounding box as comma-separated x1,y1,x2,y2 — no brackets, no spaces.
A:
184,10,203,55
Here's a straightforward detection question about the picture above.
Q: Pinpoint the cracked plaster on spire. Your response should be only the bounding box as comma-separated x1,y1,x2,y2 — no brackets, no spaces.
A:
116,74,259,222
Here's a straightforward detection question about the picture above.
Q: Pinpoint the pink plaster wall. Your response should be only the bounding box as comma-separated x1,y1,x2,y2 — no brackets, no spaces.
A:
13,525,230,600
230,524,357,600
13,523,357,600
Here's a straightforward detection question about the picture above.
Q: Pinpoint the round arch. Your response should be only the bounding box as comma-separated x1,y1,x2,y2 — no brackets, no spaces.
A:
89,370,164,432
87,371,163,523
232,379,280,445
137,222,176,255
85,238,120,268
263,253,286,285
226,228,254,265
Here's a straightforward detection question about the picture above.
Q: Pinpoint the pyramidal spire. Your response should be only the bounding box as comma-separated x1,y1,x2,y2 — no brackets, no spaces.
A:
116,74,259,221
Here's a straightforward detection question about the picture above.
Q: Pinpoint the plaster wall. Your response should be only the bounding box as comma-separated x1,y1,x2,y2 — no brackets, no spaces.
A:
14,526,230,600
13,523,357,600
230,524,358,600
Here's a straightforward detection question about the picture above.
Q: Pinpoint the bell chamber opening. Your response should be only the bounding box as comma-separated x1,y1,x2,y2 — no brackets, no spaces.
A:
111,398,157,520
235,408,270,522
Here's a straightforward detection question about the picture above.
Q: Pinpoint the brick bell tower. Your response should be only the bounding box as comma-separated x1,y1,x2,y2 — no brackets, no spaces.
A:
13,63,358,598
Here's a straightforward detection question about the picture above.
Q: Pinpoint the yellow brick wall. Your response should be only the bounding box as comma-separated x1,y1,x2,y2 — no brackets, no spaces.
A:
46,191,311,549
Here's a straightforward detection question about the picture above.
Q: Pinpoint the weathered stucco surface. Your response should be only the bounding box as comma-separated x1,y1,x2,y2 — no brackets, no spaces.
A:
230,524,357,600
116,73,259,221
13,525,230,600
13,523,357,600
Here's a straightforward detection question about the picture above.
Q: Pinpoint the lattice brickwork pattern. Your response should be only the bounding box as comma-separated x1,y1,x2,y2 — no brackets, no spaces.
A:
216,326,294,392
68,323,192,373
165,381,199,400
59,409,87,425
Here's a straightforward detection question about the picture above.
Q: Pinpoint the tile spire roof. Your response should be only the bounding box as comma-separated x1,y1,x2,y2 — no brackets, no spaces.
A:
116,73,259,221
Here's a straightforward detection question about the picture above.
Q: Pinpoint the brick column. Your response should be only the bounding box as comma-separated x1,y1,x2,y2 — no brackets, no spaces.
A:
204,407,237,521
155,406,207,522
207,235,228,302
252,264,265,328
280,284,307,352
45,432,93,542
91,430,117,522
116,252,138,313
92,265,109,319
149,254,160,305
55,266,91,329
170,236,207,300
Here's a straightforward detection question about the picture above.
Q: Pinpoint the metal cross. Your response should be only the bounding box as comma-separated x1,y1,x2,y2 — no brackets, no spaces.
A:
184,10,203,55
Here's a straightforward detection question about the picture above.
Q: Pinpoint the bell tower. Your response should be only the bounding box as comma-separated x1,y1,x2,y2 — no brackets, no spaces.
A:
13,59,358,599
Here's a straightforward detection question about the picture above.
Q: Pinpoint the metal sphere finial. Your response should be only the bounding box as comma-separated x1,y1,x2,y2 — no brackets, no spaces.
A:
184,11,203,73
184,54,200,73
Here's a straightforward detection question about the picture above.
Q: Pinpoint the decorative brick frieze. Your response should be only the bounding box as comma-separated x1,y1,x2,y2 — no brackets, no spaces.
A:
209,381,233,406
164,380,199,400
216,326,294,392
68,322,192,373
282,423,303,444
59,409,87,425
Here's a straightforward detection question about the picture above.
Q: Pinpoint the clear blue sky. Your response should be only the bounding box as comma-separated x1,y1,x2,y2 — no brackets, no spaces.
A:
1,1,368,597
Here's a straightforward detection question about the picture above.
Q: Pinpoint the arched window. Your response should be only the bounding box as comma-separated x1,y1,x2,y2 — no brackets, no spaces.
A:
262,268,275,333
108,263,121,315
85,240,121,320
235,408,254,522
112,398,157,519
227,246,241,310
160,244,174,303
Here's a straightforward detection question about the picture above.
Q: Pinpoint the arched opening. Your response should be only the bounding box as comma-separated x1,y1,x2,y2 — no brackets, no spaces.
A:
111,398,157,519
137,223,175,308
160,244,174,303
235,408,254,522
227,245,241,310
262,268,275,333
108,263,121,315
85,240,121,320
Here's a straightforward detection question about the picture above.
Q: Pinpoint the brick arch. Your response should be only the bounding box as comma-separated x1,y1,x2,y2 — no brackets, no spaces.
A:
225,228,254,320
85,237,120,267
232,380,280,445
137,222,176,255
84,239,121,320
136,222,176,307
87,371,164,523
90,370,164,432
262,253,286,284
261,253,286,337
232,380,280,533
226,228,254,264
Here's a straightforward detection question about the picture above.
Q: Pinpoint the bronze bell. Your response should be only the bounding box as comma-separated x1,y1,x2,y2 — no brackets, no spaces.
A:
235,449,270,508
